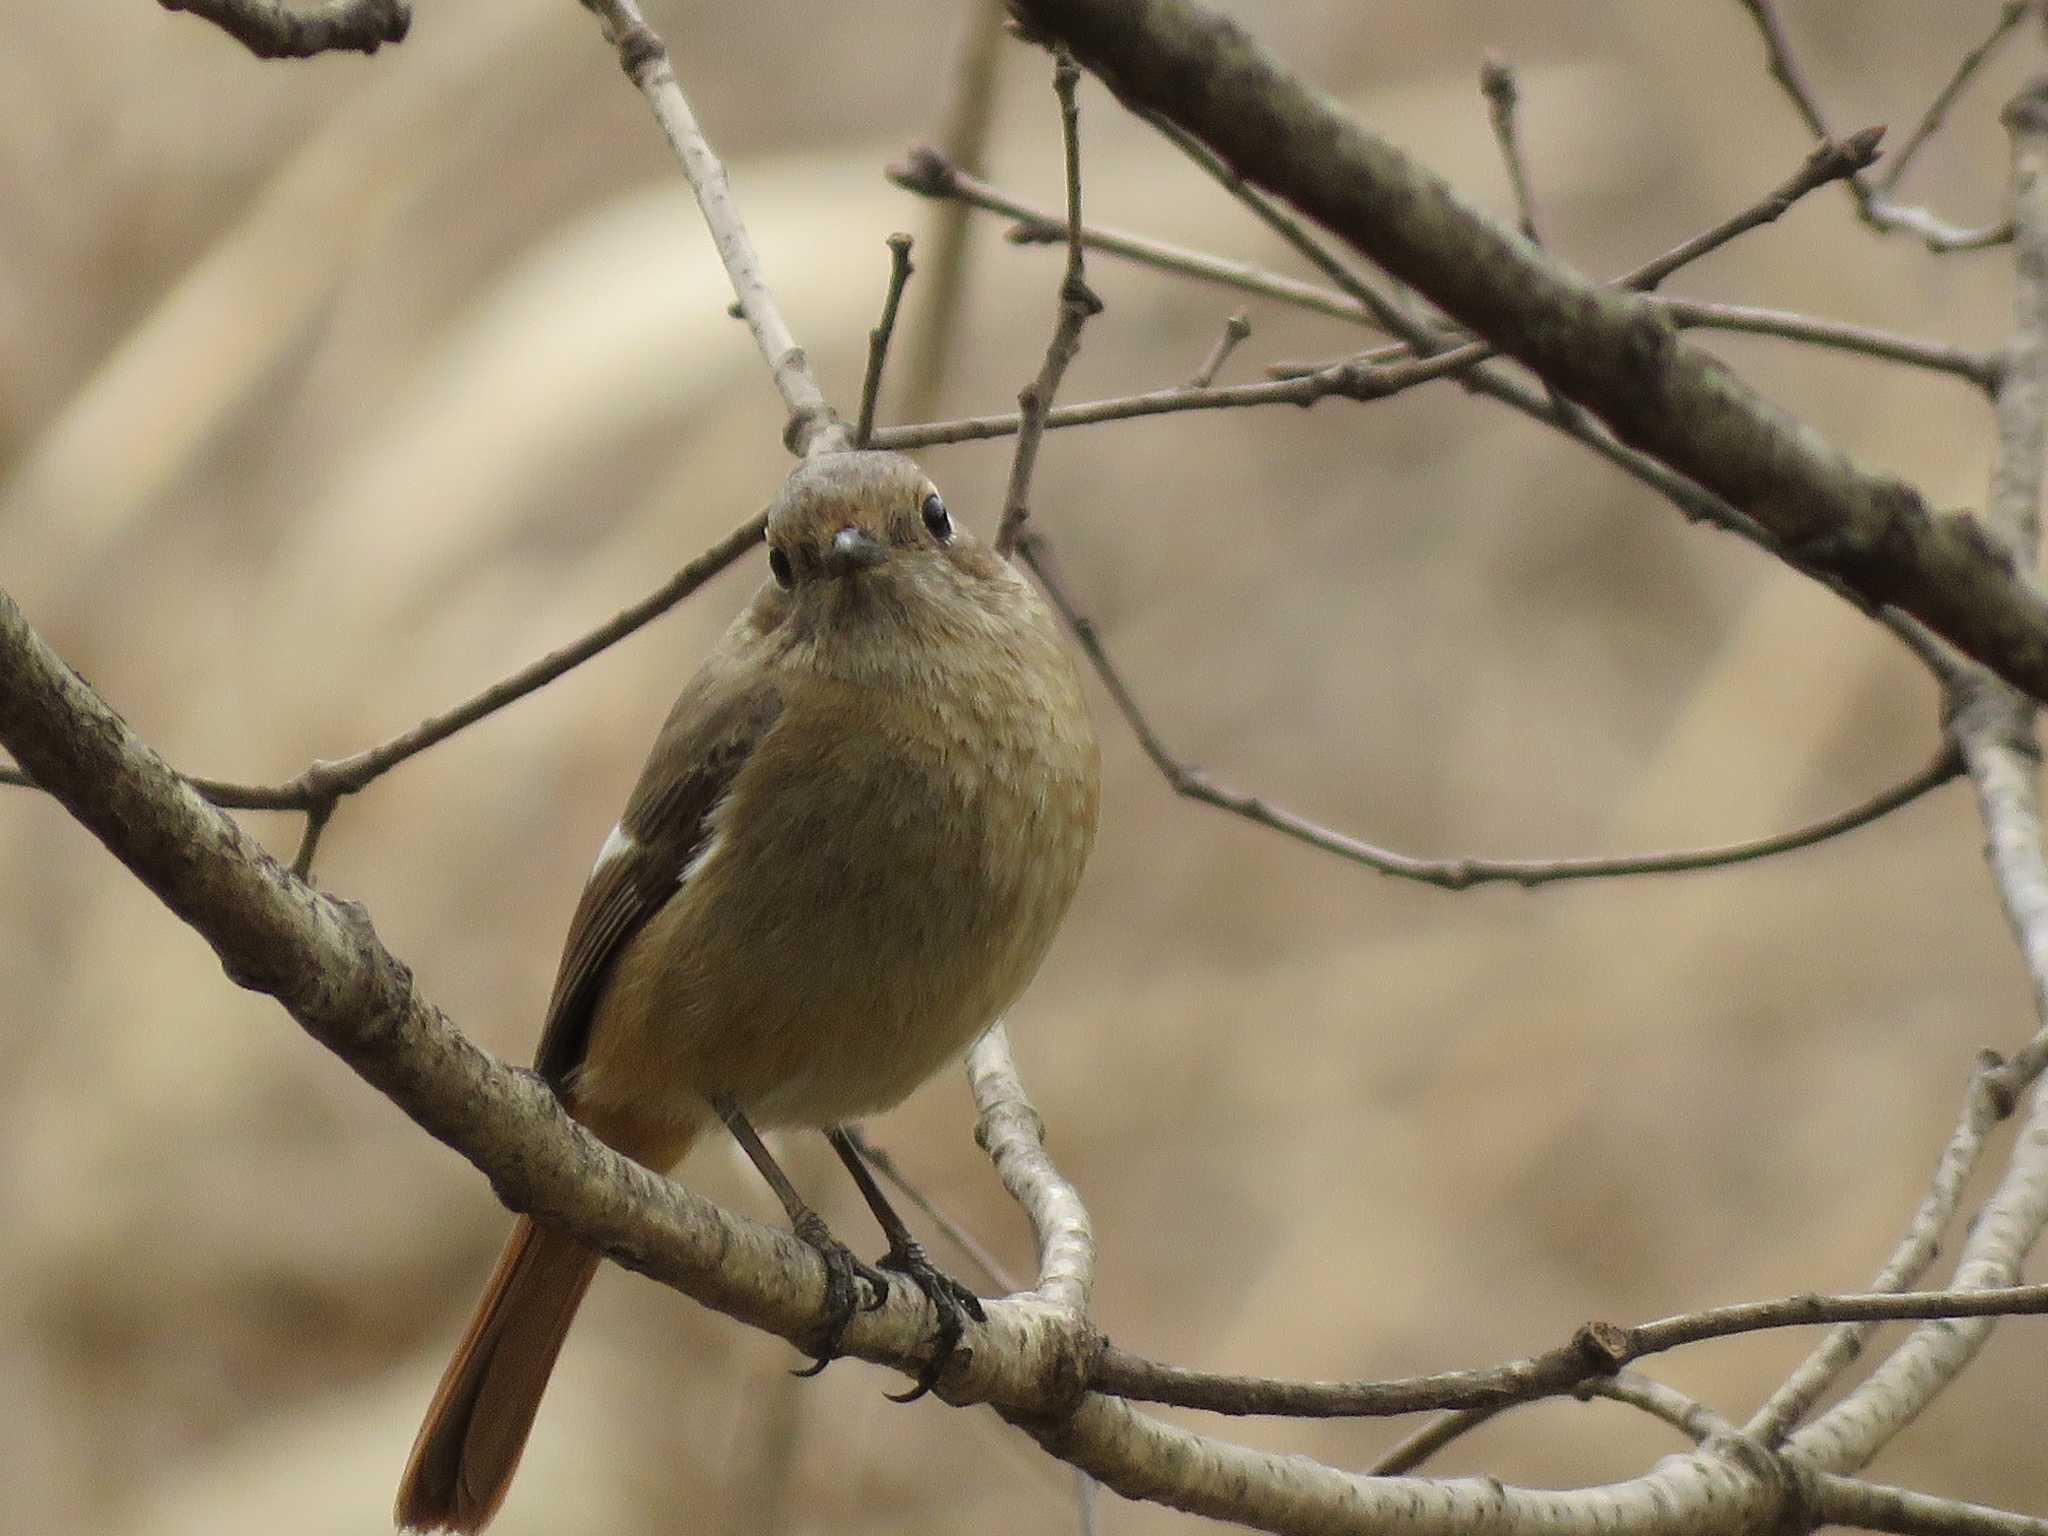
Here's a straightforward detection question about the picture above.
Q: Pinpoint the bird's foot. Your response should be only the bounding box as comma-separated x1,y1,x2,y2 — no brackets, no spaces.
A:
874,1238,986,1403
790,1210,891,1377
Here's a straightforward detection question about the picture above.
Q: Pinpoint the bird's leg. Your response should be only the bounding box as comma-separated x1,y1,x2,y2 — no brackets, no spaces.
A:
827,1126,987,1402
714,1098,889,1375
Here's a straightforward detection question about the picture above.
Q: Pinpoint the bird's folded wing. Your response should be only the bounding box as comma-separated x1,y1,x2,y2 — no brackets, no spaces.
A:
531,678,785,1091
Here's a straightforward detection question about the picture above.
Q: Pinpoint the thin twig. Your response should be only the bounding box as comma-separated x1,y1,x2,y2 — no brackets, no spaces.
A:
579,0,846,453
1576,1372,1735,1444
898,146,1993,391
1877,2,2036,197
1187,310,1251,388
0,515,764,813
156,0,409,58
1816,1475,2048,1536
290,797,335,880
996,52,1103,557
1366,1406,1508,1475
1745,1050,2026,1443
1269,298,1997,389
1734,0,2019,252
1480,53,1543,245
1021,531,1959,889
1624,127,1884,290
857,234,917,447
1140,108,1436,346
891,147,1379,325
1074,1470,1100,1536
1090,1282,2048,1419
1784,75,2048,1476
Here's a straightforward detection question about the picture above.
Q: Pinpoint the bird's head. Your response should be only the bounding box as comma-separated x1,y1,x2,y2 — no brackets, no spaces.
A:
756,451,1013,661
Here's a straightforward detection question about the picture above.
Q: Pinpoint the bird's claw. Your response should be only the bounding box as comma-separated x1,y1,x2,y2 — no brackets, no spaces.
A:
790,1211,891,1376
876,1239,985,1403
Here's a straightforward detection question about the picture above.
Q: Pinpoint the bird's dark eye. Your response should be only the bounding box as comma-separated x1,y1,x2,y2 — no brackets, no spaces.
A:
768,546,794,588
922,492,953,543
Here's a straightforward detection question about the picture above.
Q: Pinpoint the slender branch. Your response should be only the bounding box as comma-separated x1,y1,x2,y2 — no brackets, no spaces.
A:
901,148,1994,391
1021,531,1959,889
1271,301,1996,390
1576,1373,1735,1444
1091,1283,2048,1420
1815,1475,2048,1536
1628,130,1885,290
996,52,1103,557
1010,0,2048,705
2,514,764,815
857,233,917,447
1140,107,1437,346
1745,1049,2028,1442
968,1023,1096,1316
1734,0,2019,252
156,0,409,58
1187,310,1251,388
1786,76,2048,1476
891,147,1380,325
1480,54,1543,245
1366,1406,1508,1475
578,0,845,454
1875,2,2036,198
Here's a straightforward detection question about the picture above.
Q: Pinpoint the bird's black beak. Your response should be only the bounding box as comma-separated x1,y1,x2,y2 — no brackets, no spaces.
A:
825,525,890,577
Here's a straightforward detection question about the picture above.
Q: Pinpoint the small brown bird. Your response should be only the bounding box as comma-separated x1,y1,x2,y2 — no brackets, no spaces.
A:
394,450,1100,1533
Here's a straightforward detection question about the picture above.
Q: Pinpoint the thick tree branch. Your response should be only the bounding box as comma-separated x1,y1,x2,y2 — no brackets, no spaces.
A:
157,0,410,59
1006,0,2048,706
0,582,1088,1417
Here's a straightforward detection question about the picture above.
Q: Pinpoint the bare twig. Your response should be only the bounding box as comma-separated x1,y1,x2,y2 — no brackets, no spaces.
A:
1877,2,2036,198
1366,1406,1509,1475
1815,1476,2048,1536
857,234,917,447
1090,1282,2048,1419
967,1023,1095,1315
1141,108,1436,346
578,0,845,454
996,52,1103,557
289,797,334,880
156,0,409,58
1625,128,1884,290
1011,0,2048,704
1270,300,1997,389
1187,310,1250,388
1576,1372,1735,1444
1745,1050,2028,1442
1734,0,2020,252
2,515,764,814
1021,531,1959,889
1785,76,2048,1476
891,147,1379,325
901,142,1994,391
1480,53,1543,244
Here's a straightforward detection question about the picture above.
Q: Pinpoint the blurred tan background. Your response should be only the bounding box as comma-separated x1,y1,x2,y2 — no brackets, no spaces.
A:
3,1,2044,1532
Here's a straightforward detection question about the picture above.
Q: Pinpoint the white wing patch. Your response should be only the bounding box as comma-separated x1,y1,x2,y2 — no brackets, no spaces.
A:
677,828,725,889
590,822,635,877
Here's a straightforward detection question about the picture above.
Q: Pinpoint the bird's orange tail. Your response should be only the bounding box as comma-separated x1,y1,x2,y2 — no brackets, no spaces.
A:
394,1217,601,1533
